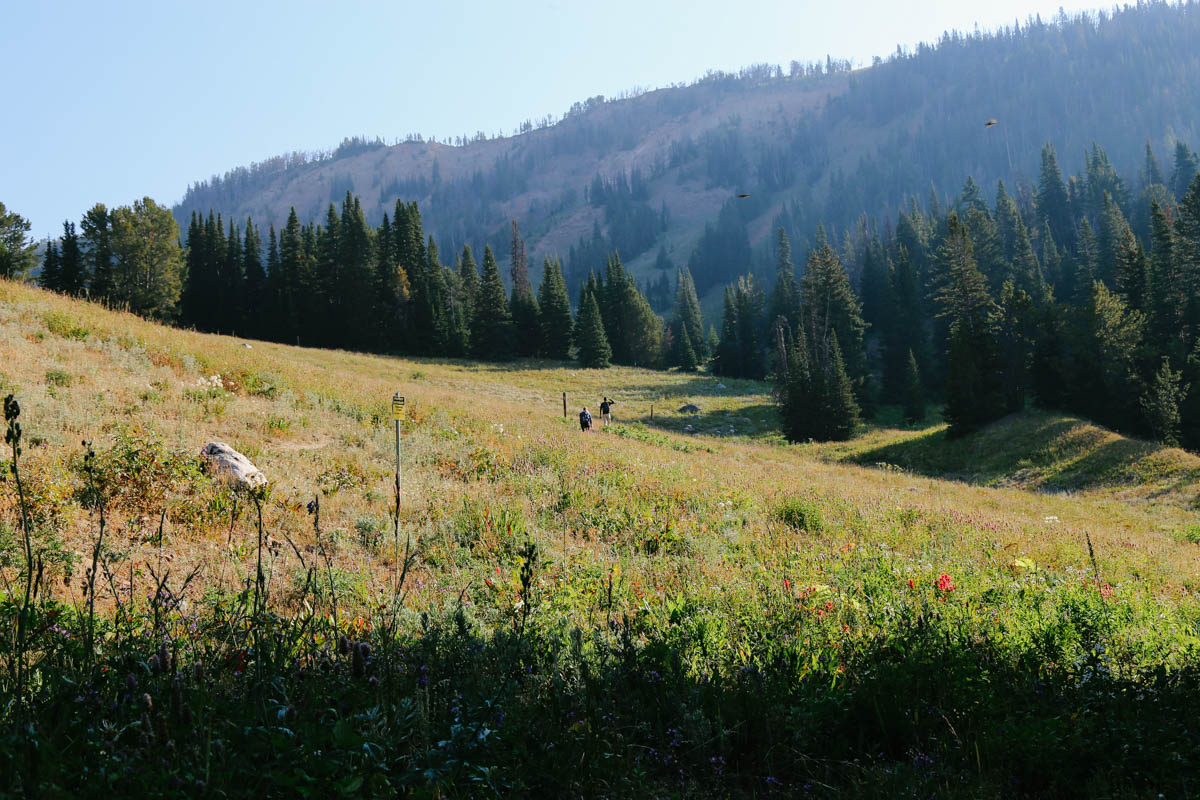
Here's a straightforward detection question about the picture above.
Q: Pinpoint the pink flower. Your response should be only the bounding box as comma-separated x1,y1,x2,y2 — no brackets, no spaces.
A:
937,573,955,593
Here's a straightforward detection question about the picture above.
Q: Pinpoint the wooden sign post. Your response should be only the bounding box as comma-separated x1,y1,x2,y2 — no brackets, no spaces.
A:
392,393,406,505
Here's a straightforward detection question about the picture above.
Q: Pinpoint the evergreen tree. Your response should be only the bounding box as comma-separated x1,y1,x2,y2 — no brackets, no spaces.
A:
801,242,868,400
509,220,541,356
901,349,925,423
935,213,1005,437
80,204,115,302
1071,281,1145,429
819,338,860,440
471,245,514,360
1143,140,1166,189
242,220,266,338
1172,141,1199,201
1141,357,1186,446
537,256,573,359
768,227,800,334
1037,143,1073,250
109,198,184,320
277,208,304,341
265,225,282,336
575,287,611,368
0,202,36,280
1113,227,1149,315
671,266,706,366
59,221,86,296
676,326,699,372
713,288,740,377
458,244,479,327
39,240,61,291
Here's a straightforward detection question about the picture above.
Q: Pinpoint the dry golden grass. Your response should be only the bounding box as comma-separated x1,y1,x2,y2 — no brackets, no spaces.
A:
2,278,1199,620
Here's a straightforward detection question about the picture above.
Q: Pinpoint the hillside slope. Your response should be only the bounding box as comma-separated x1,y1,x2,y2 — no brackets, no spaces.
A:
3,279,1197,593
174,3,1200,309
6,280,1200,795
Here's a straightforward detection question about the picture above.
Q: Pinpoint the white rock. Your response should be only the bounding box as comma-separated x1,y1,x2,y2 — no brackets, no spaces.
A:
200,442,267,489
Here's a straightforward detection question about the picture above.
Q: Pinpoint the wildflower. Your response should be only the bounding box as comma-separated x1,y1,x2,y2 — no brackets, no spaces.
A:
937,573,955,593
907,578,915,589
783,577,791,592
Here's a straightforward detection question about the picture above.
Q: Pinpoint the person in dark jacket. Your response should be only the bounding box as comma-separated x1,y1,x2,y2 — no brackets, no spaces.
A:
579,407,592,432
599,397,615,426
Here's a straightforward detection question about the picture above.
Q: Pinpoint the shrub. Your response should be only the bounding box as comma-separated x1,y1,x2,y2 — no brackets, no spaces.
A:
775,494,824,532
44,369,72,388
43,311,89,341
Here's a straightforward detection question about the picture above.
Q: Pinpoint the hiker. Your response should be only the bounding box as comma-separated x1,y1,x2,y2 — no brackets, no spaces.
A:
600,396,615,426
579,406,592,432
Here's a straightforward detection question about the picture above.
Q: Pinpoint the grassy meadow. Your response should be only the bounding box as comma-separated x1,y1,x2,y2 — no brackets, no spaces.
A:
2,278,1200,797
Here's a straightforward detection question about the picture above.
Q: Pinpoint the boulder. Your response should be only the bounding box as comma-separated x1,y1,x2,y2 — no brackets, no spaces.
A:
200,442,267,489
678,403,701,414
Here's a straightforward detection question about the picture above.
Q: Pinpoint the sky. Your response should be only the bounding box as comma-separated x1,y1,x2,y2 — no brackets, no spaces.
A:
3,0,1101,238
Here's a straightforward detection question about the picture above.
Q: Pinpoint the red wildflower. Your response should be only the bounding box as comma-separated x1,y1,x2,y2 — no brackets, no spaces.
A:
907,578,915,589
784,577,791,592
937,573,956,593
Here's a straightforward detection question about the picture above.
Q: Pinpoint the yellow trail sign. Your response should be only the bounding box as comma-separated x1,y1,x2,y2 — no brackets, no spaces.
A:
392,394,406,420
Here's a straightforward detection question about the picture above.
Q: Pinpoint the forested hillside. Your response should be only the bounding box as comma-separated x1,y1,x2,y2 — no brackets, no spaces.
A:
173,2,1200,305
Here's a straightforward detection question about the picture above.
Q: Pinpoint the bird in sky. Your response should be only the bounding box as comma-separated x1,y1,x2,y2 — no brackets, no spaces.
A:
737,193,751,198
985,119,998,128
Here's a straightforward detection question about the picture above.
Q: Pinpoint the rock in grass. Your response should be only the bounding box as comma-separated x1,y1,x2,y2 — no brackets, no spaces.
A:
200,442,267,489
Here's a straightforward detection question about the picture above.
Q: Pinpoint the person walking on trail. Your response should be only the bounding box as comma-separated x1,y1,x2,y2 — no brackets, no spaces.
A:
579,406,593,433
600,397,615,426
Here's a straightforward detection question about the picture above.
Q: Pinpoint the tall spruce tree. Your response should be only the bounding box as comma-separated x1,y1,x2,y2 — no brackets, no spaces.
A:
472,245,514,360
80,203,115,302
537,256,573,359
801,242,868,402
509,220,541,356
1037,143,1073,250
242,220,265,338
575,286,611,368
671,266,705,366
935,212,1005,436
59,221,85,296
39,240,61,291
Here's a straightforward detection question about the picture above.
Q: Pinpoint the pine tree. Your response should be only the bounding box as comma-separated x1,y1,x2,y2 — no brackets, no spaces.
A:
39,240,61,291
59,221,85,296
80,203,115,302
537,256,573,359
935,213,1004,437
575,287,611,368
768,227,800,333
277,208,304,341
1113,227,1149,316
1097,192,1132,287
472,245,514,360
1171,141,1199,201
676,326,699,372
242,220,266,338
801,242,868,399
901,349,925,423
509,220,541,356
713,288,740,377
671,266,705,365
108,198,184,320
1143,141,1166,189
1141,357,1186,445
1037,143,1072,250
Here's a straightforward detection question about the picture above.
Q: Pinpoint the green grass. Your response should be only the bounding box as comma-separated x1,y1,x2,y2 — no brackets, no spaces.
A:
2,280,1200,796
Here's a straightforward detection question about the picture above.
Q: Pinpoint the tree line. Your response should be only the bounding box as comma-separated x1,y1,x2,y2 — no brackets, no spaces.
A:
30,193,708,374
714,138,1200,446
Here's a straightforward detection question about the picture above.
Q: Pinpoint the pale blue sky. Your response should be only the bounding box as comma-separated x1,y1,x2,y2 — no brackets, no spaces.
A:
4,0,1098,237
